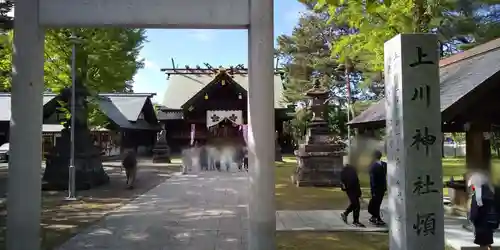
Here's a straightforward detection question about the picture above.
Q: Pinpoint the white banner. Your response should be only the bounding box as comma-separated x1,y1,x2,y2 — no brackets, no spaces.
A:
190,124,195,145
240,124,248,144
206,110,243,127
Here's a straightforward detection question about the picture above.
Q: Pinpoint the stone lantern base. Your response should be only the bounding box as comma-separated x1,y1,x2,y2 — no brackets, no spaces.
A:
152,143,171,163
292,145,345,187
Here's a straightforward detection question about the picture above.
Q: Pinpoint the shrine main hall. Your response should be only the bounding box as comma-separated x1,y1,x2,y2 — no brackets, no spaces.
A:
156,66,294,153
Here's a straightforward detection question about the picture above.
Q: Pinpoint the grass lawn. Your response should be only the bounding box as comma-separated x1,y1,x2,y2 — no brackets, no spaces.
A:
0,162,181,250
276,156,500,210
277,232,390,250
276,232,456,250
275,156,500,250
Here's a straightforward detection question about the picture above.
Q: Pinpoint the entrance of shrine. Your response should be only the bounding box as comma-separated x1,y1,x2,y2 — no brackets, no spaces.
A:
207,110,245,146
9,0,276,250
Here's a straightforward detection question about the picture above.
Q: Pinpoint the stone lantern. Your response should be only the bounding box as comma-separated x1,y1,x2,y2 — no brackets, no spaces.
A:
152,124,171,163
292,79,346,187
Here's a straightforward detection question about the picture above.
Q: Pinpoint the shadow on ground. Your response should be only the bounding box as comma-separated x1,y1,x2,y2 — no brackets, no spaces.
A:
56,171,249,250
0,162,180,250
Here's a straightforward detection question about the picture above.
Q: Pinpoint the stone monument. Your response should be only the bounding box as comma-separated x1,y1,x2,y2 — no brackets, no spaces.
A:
43,79,110,190
385,34,443,250
292,79,346,187
152,126,171,163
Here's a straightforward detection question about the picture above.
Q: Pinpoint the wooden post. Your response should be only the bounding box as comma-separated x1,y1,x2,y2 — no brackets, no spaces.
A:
465,123,491,172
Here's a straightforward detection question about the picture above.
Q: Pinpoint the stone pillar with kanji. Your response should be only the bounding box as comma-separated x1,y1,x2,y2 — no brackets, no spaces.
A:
385,34,444,250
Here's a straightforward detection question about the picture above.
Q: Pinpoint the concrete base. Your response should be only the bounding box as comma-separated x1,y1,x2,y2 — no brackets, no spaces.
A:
152,152,171,164
43,129,110,191
291,175,340,187
292,151,344,187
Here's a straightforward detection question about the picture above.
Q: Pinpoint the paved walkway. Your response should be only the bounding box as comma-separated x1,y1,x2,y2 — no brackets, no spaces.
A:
57,169,500,250
57,171,249,250
277,210,388,232
276,199,500,250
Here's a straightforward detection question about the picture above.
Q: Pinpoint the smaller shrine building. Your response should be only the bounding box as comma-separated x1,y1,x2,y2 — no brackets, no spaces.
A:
0,92,160,158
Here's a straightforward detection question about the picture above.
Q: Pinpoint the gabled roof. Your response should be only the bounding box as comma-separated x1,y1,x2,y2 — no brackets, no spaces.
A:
98,93,153,121
162,73,286,109
0,93,56,121
0,92,160,130
181,71,247,110
349,37,500,127
96,93,160,130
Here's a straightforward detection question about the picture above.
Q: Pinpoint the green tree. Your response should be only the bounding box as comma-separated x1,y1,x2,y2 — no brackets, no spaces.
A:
276,8,378,141
44,28,146,127
0,32,11,92
0,0,12,92
315,0,500,75
44,28,146,94
0,28,146,125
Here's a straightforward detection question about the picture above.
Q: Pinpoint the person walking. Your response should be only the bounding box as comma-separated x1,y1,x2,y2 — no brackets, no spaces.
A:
200,143,208,171
122,149,138,189
368,150,387,226
340,156,365,227
243,146,248,172
469,171,499,250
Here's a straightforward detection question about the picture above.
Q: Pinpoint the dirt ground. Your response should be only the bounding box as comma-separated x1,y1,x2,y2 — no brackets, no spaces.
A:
0,162,180,250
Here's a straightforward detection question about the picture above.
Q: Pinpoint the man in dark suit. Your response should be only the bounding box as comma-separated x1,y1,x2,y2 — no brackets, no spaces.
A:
340,156,365,227
368,150,387,225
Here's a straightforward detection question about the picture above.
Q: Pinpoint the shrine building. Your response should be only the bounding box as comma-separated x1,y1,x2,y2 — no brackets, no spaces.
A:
157,66,294,153
0,92,160,158
349,37,500,183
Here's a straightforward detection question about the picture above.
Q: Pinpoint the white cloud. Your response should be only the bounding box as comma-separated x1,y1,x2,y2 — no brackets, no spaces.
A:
144,59,160,70
189,30,215,42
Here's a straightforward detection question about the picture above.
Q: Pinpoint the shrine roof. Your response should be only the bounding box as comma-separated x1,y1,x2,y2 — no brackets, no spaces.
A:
97,93,155,122
161,73,286,109
0,92,160,130
0,93,56,121
96,93,160,130
349,37,500,128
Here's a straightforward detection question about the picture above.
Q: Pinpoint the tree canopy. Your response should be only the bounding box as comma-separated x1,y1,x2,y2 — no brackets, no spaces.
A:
0,28,146,93
276,7,377,141
44,28,146,126
0,27,146,126
315,0,500,74
278,0,500,142
0,0,12,92
43,28,146,94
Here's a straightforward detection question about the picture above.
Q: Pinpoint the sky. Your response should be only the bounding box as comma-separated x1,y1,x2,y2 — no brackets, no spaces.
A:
132,0,307,102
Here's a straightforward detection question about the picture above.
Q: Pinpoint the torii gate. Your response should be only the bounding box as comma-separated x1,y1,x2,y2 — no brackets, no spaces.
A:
7,0,275,249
